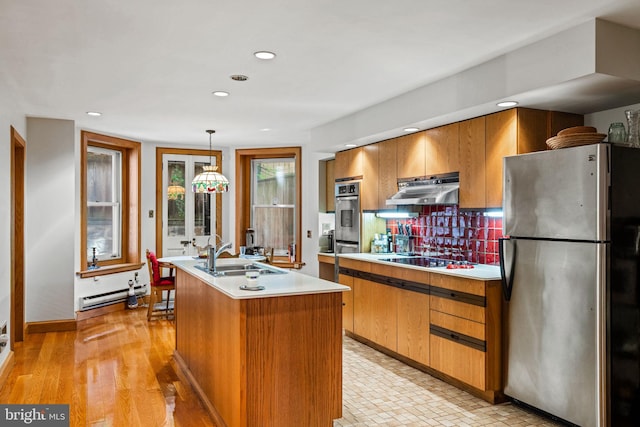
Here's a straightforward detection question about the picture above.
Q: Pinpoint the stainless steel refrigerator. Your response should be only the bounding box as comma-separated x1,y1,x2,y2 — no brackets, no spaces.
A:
501,143,640,427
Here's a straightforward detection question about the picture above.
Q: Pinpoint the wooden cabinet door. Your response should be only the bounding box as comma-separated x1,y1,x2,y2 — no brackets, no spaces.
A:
339,273,354,332
396,132,426,179
485,109,517,208
377,138,397,209
361,144,379,211
458,117,486,209
334,147,363,180
325,159,335,212
353,278,398,350
549,111,584,138
515,108,550,154
397,289,430,366
424,123,459,176
430,334,486,390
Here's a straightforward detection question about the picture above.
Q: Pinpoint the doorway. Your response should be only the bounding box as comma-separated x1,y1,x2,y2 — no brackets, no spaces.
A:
155,148,223,258
11,126,25,344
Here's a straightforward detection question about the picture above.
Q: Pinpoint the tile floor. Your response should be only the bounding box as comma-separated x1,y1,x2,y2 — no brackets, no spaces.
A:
335,336,563,427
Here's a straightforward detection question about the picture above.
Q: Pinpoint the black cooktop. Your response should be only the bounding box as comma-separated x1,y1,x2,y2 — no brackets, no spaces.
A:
379,257,474,268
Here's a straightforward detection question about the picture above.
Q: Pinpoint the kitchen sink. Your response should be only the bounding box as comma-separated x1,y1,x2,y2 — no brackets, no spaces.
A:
194,263,286,276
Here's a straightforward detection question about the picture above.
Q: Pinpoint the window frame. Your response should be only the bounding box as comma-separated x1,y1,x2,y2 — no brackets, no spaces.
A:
235,147,302,262
80,131,142,277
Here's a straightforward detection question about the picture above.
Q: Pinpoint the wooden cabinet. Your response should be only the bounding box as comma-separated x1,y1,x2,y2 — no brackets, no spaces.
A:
325,159,335,212
397,288,430,366
429,273,502,401
334,147,363,180
354,277,399,350
377,138,397,209
458,117,486,209
361,144,379,211
338,271,354,332
396,132,426,178
425,123,459,176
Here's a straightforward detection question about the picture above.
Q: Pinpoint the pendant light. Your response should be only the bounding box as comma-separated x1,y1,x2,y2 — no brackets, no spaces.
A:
191,130,230,193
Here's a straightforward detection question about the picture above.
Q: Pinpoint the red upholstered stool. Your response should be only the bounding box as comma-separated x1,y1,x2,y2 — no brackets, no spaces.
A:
145,249,176,320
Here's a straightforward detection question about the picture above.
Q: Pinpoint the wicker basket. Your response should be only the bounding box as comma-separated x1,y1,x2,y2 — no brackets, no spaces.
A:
546,133,606,149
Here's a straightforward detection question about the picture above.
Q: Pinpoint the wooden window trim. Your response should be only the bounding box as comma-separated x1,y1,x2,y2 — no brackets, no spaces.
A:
80,131,141,274
235,147,302,262
155,147,223,258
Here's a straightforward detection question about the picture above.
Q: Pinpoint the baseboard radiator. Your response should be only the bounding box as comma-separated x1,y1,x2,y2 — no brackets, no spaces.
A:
79,284,148,311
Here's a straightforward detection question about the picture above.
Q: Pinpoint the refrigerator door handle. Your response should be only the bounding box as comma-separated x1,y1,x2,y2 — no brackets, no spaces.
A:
499,237,516,301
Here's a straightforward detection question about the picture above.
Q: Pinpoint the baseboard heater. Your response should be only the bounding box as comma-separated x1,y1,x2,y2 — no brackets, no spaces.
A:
79,284,148,311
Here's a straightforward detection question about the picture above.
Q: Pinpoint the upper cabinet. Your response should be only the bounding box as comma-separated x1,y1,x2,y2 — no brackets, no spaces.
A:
397,132,426,179
334,147,363,180
377,138,398,209
458,117,486,209
328,107,583,211
361,144,379,211
325,159,335,212
425,123,459,176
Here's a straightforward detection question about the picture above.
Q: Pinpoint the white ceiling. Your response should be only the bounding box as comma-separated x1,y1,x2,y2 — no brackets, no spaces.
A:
2,0,640,151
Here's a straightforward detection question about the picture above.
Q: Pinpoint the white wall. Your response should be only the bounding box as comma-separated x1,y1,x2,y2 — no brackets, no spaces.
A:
585,102,640,133
25,118,76,322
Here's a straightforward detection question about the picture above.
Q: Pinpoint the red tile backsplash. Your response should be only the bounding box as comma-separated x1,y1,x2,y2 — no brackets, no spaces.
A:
386,205,503,266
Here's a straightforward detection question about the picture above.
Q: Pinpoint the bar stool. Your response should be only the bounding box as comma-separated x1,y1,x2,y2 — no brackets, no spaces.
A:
145,249,176,320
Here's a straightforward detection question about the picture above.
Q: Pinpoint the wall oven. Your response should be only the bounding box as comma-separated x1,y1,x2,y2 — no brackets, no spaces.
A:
335,181,360,253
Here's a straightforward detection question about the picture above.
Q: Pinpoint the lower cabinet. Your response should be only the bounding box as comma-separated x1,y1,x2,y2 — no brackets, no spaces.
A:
338,256,503,403
429,273,503,401
354,278,399,350
397,289,430,366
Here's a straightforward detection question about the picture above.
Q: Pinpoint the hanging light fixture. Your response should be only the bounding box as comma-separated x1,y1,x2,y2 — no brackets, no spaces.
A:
167,182,185,200
191,130,230,193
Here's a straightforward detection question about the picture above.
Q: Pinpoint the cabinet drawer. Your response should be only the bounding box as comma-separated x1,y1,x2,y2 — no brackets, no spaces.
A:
431,273,485,297
430,295,485,324
338,258,371,272
430,310,484,341
430,334,486,390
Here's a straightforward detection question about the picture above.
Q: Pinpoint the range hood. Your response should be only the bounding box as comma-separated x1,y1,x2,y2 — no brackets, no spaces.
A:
386,172,459,206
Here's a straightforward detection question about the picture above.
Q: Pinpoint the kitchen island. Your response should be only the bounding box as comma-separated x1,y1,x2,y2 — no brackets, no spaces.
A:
170,258,349,427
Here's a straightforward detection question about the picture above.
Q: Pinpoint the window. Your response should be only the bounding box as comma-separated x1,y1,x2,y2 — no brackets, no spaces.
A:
236,147,301,262
86,146,122,261
80,131,141,274
251,159,295,256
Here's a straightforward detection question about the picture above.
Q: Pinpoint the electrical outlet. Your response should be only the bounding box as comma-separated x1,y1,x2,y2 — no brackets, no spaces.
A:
307,230,312,238
134,272,139,283
149,210,154,218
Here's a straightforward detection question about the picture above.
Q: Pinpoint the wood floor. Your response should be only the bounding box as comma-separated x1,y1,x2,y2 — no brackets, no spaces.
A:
0,307,216,427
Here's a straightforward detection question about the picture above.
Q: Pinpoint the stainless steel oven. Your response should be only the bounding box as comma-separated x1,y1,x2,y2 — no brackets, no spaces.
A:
335,181,360,253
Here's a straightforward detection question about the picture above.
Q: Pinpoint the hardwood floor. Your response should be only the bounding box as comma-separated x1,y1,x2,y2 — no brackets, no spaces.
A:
0,307,215,427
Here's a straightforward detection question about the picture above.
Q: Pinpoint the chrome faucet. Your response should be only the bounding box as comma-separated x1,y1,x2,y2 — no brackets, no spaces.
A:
208,241,233,274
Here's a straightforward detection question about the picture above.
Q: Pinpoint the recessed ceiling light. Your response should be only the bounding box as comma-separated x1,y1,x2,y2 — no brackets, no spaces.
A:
345,143,357,148
254,51,276,60
230,74,249,81
86,111,102,117
212,91,229,97
497,101,518,107
260,128,271,132
404,127,419,132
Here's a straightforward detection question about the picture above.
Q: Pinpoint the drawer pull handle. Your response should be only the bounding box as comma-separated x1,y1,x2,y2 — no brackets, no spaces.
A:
450,292,456,298
450,333,459,340
342,302,346,306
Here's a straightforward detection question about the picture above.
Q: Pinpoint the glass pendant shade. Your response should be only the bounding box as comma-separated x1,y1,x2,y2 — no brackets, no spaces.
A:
192,165,229,193
191,129,230,193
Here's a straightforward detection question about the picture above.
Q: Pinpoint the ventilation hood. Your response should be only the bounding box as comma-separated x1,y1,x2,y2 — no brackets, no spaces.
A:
386,172,459,206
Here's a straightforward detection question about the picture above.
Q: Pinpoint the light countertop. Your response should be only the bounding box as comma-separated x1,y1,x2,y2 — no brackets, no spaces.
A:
336,253,502,281
169,258,349,300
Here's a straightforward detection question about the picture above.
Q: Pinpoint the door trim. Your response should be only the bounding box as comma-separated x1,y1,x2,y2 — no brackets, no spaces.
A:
155,147,223,258
11,126,26,344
